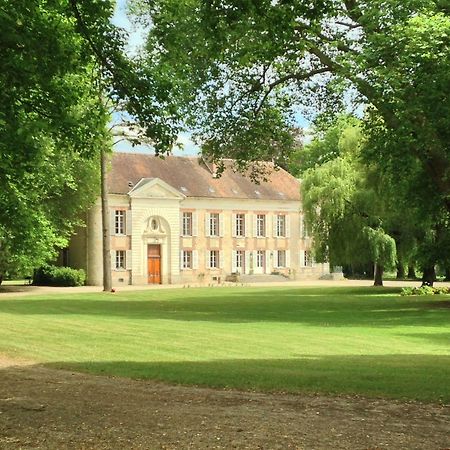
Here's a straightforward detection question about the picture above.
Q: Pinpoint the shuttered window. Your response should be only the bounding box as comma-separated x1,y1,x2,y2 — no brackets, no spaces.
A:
277,250,286,267
276,215,286,237
235,214,245,237
209,250,219,268
114,210,125,235
115,250,126,269
256,250,265,268
182,212,192,236
182,250,192,269
256,214,266,237
236,250,244,271
209,213,220,236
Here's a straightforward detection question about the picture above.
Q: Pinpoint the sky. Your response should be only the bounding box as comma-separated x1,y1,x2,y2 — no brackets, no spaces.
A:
111,1,199,155
110,0,312,156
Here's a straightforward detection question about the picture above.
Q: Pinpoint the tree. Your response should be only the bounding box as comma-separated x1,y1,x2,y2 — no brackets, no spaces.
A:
0,0,115,283
132,0,449,202
299,117,397,285
298,113,450,286
129,0,449,286
0,0,204,287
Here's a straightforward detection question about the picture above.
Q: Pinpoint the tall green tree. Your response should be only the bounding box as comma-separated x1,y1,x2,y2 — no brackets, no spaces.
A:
298,114,450,286
132,0,449,203
0,0,197,285
131,0,449,285
300,117,397,285
0,0,114,281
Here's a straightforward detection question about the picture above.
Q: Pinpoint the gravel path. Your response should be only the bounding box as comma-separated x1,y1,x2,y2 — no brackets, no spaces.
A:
0,357,448,450
1,279,446,298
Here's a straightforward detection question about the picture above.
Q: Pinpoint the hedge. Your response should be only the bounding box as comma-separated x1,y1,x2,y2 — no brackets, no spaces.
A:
33,265,86,287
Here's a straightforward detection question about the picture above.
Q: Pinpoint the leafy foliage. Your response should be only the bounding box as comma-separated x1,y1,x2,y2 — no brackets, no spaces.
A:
401,285,449,296
300,116,397,275
0,0,111,278
33,265,86,287
132,0,450,204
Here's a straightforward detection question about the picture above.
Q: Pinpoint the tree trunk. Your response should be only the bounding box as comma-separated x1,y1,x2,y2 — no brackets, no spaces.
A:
396,262,405,279
343,265,352,278
0,273,3,286
421,265,436,287
366,263,374,279
101,148,112,292
407,264,416,280
445,267,450,282
373,263,384,286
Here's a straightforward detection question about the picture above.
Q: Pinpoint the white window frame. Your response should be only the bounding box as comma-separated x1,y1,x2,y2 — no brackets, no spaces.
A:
182,250,192,269
115,250,126,270
256,250,265,268
209,250,219,269
276,215,286,237
277,250,286,268
256,214,266,237
115,210,125,235
235,213,245,237
236,250,244,271
182,212,193,236
209,213,220,237
304,250,313,267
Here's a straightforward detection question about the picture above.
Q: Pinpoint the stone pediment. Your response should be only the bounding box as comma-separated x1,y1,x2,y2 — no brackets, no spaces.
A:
128,178,185,200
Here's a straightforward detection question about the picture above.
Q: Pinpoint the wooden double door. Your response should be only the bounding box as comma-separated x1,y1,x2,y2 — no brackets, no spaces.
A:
147,244,162,284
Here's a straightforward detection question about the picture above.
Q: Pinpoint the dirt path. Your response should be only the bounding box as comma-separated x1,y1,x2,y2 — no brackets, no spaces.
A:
0,357,448,450
2,279,448,299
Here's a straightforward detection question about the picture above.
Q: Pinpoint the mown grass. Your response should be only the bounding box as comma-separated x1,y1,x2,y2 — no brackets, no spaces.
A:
0,286,448,402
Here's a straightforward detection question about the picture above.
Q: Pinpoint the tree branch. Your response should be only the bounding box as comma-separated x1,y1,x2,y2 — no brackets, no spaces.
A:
68,0,133,102
253,67,331,116
306,44,399,129
335,20,361,29
343,0,363,23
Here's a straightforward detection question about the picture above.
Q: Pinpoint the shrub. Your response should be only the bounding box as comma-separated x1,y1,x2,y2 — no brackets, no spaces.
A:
33,265,86,287
400,287,414,296
433,286,450,295
400,286,450,296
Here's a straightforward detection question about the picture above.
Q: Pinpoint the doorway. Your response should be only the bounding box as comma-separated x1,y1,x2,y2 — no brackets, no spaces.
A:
147,244,162,284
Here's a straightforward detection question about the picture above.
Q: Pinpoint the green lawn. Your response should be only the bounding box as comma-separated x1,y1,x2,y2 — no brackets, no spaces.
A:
0,286,449,402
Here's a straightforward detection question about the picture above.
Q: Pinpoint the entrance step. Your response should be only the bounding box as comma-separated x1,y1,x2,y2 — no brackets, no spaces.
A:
239,274,290,283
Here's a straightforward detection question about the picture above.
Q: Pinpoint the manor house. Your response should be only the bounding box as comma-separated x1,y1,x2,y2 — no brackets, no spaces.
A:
68,153,329,285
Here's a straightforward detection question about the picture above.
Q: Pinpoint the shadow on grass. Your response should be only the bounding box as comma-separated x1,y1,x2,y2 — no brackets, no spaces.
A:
402,332,450,345
0,287,449,327
45,354,450,403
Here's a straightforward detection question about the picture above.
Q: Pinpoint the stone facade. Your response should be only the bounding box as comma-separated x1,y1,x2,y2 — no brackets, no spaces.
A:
68,154,329,286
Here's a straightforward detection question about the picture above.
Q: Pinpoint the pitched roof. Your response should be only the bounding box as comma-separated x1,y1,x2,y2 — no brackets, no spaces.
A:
107,152,300,201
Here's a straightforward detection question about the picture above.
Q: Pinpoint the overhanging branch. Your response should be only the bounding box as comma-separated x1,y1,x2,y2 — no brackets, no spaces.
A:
253,67,331,116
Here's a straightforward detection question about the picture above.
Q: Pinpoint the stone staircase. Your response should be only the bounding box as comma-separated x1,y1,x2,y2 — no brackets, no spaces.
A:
239,274,290,283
